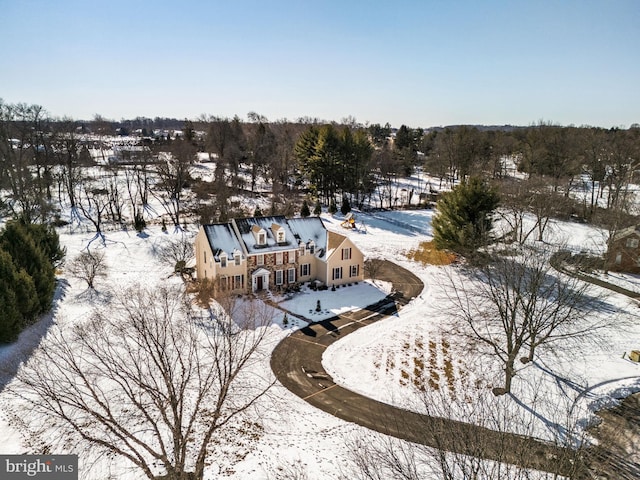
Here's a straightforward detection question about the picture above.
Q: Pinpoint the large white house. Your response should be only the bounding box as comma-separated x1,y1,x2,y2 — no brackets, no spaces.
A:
195,216,365,294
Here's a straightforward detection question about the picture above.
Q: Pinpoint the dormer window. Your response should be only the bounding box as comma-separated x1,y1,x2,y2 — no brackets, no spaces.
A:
234,252,241,266
309,242,315,254
271,223,286,244
252,225,267,246
220,254,227,268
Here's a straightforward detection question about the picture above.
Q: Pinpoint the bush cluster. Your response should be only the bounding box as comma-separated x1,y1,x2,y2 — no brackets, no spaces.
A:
0,220,63,343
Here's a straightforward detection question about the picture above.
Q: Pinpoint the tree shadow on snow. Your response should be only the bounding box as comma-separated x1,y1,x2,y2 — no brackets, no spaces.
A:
0,279,70,394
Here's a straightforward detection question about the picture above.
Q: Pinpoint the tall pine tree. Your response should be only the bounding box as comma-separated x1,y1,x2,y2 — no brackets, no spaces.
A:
432,177,499,255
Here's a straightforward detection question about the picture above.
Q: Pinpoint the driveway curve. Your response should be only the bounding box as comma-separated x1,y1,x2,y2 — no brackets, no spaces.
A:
270,260,585,478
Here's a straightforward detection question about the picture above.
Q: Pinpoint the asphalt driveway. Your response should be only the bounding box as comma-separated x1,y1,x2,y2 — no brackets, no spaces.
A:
270,259,585,477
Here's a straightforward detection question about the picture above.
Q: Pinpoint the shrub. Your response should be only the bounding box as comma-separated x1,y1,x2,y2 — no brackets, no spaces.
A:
407,241,457,266
68,251,108,290
328,199,338,215
300,200,311,218
340,196,351,215
134,211,146,233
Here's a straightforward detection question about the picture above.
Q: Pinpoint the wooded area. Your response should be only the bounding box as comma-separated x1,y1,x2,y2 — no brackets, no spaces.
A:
2,101,638,231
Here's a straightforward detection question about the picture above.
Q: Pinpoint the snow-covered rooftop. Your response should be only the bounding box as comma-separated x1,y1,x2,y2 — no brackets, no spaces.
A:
287,217,328,259
233,216,298,255
203,223,245,260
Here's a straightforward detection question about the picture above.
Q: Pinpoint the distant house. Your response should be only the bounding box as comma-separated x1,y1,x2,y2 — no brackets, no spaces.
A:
195,216,365,294
108,145,151,164
607,225,640,273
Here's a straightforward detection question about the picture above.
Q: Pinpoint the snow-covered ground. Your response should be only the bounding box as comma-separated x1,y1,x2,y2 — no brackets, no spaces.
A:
1,207,639,479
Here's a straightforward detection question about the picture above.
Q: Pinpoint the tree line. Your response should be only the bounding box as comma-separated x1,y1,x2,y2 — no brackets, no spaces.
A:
2,98,640,243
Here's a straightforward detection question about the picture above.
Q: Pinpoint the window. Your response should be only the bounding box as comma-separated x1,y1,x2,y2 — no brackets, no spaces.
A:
203,251,207,263
350,264,359,277
288,268,296,283
234,253,241,266
616,252,622,264
300,263,311,277
256,254,264,266
309,243,315,254
275,270,283,285
332,267,343,280
299,246,305,256
220,255,227,268
277,231,285,242
627,238,639,248
276,252,283,265
342,247,352,260
258,233,266,245
288,251,296,263
233,275,244,290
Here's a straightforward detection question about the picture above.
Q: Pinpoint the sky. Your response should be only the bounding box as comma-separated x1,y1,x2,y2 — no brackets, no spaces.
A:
1,0,638,128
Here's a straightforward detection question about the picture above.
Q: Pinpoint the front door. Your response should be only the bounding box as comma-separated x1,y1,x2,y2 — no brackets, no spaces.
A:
256,276,263,291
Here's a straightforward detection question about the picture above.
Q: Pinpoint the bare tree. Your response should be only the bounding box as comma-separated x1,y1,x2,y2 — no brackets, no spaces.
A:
344,375,588,480
364,258,385,283
9,285,275,480
124,162,153,229
445,245,600,395
155,234,195,275
75,181,110,244
51,118,86,216
67,250,108,290
497,179,535,244
151,140,195,230
0,101,53,222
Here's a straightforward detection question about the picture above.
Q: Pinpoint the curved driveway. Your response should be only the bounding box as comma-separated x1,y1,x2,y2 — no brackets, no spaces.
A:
270,260,584,477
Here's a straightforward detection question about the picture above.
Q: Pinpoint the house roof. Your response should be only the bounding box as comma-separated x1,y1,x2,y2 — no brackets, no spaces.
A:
232,216,298,254
327,230,347,258
203,223,245,260
287,217,328,259
203,216,337,261
613,225,640,242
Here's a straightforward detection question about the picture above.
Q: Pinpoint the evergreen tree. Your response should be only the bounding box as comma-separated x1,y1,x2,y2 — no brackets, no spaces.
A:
294,124,373,204
0,221,55,313
254,206,263,217
432,177,499,255
328,198,338,215
0,251,22,343
18,220,65,267
313,200,322,216
0,249,38,343
300,200,310,218
341,196,351,215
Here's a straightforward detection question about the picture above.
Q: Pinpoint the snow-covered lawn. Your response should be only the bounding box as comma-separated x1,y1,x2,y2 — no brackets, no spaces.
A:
274,280,392,322
1,208,639,479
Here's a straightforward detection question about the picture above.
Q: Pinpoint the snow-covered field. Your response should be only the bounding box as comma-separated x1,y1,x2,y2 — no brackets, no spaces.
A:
1,205,640,479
